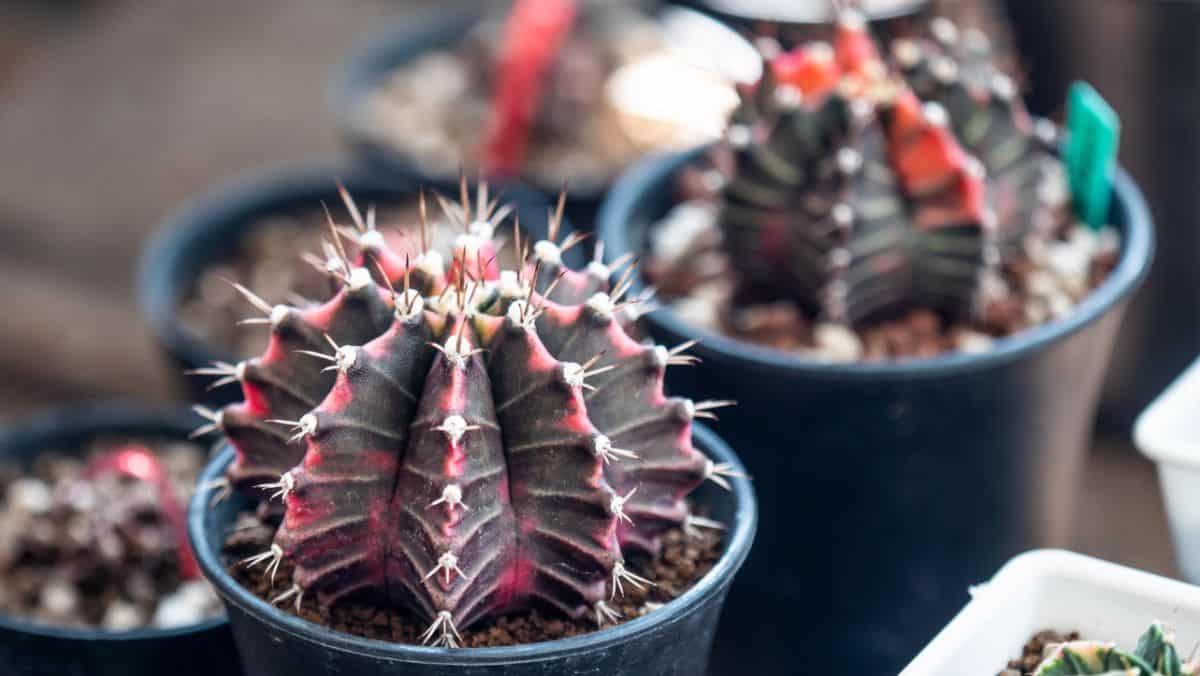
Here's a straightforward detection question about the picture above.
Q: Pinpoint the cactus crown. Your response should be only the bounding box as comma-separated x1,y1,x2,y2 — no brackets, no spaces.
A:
1034,623,1198,676
195,182,734,645
718,11,1063,327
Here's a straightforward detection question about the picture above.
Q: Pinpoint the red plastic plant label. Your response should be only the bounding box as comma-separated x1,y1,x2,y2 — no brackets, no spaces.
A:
482,0,578,176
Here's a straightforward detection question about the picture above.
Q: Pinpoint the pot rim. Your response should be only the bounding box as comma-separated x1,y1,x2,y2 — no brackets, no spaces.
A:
596,147,1155,382
688,0,929,24
0,401,227,642
188,423,756,666
137,159,575,372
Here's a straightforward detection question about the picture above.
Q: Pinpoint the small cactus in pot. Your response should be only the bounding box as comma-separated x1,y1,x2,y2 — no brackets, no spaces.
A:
193,183,736,645
1033,622,1198,676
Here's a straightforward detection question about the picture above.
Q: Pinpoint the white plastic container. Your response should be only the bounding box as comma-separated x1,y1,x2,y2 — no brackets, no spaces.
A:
900,549,1200,676
1136,356,1200,583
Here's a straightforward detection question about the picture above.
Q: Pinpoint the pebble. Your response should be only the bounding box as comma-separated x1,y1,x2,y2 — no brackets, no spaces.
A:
672,280,729,331
954,330,994,354
813,323,864,362
102,602,145,632
40,581,78,617
152,580,222,629
7,479,51,514
651,201,719,266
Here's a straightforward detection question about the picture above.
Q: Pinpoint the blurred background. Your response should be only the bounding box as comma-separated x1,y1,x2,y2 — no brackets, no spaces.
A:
0,0,1183,583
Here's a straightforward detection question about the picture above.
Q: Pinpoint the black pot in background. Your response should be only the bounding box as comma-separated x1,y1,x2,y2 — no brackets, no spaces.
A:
597,149,1153,674
328,9,605,232
0,403,239,676
672,0,931,47
189,425,756,676
1001,0,1191,436
138,160,575,407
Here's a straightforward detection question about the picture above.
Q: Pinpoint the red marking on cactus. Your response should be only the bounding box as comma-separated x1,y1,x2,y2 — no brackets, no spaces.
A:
482,0,578,175
771,47,840,99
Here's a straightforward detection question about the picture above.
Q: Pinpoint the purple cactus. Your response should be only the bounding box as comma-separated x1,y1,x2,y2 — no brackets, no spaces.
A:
197,185,736,645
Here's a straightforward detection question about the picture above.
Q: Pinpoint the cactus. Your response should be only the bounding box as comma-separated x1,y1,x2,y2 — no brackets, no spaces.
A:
196,183,735,645
720,11,989,326
1034,622,1198,676
717,10,1062,327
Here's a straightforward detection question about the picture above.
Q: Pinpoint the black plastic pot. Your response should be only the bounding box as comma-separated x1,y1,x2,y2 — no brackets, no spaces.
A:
0,402,239,676
673,0,931,47
328,9,607,232
597,149,1154,674
189,424,755,676
138,160,574,407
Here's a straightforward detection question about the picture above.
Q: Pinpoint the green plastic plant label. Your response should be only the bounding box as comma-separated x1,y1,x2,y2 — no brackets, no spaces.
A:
1065,81,1120,230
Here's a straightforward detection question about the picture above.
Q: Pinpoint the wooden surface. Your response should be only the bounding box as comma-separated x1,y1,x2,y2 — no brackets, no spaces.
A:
0,0,1183,585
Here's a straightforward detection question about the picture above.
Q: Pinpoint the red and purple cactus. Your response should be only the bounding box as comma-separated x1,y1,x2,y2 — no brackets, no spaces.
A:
718,10,1058,326
195,185,735,645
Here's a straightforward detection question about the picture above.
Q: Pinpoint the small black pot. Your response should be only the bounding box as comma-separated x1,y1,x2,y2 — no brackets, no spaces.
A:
0,402,239,676
328,9,607,232
189,424,755,676
674,0,932,47
597,149,1154,674
138,160,574,406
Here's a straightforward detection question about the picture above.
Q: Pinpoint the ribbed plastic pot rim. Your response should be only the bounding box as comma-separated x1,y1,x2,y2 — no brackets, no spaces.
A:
188,423,756,666
0,401,227,643
596,147,1155,383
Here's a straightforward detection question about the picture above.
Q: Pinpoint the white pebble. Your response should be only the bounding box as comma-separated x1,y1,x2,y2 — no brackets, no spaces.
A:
7,479,51,514
955,330,994,354
152,581,221,629
652,201,718,265
40,581,78,617
102,602,145,632
813,323,863,363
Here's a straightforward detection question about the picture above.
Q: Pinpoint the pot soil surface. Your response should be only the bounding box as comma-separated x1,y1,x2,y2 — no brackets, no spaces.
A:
0,437,221,631
224,509,722,647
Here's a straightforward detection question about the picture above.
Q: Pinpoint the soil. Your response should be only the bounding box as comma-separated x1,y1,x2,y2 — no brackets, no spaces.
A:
0,437,222,630
178,199,523,359
998,629,1079,675
225,511,723,647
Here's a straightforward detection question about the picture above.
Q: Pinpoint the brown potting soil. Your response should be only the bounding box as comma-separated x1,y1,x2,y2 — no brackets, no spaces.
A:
998,629,1080,675
225,512,723,647
0,437,221,630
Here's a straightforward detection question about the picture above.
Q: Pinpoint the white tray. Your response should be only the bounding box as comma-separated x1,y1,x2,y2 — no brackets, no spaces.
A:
900,549,1200,676
1136,356,1200,583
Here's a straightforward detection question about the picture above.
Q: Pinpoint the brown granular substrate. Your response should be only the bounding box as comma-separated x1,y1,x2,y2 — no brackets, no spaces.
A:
998,629,1080,675
225,513,723,647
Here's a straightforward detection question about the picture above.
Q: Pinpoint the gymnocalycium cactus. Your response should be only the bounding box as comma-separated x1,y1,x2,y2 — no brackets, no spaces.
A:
194,184,736,645
718,10,1063,326
1034,622,1198,676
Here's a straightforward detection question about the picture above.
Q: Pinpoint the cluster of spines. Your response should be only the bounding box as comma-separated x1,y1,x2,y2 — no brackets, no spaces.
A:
719,10,990,326
1034,622,1197,676
195,183,737,646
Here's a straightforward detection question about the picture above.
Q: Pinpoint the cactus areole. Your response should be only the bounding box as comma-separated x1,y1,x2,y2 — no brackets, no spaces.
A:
195,183,735,646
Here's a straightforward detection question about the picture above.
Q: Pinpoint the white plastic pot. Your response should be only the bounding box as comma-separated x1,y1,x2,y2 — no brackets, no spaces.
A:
900,549,1200,676
1136,356,1200,583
